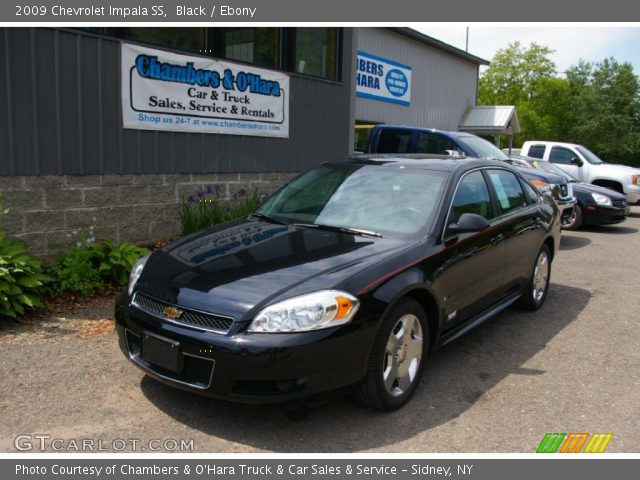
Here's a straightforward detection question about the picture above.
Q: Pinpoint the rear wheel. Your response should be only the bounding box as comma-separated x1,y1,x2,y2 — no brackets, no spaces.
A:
353,298,429,411
562,205,583,230
518,245,551,311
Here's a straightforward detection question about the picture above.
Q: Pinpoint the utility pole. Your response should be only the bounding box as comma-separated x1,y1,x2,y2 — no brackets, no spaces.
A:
465,26,469,52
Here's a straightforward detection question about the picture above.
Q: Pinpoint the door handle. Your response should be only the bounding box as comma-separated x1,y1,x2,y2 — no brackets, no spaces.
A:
490,234,505,246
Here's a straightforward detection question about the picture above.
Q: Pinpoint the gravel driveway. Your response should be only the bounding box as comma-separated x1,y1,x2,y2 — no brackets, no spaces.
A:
2,207,639,453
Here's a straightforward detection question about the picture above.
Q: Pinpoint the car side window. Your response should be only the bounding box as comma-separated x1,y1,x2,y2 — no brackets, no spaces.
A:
527,145,546,159
520,178,541,205
417,132,459,155
376,129,413,153
450,171,494,223
549,147,576,165
487,170,527,215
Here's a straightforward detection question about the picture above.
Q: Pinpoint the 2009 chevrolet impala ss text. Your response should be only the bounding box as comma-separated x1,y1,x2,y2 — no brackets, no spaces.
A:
115,156,561,410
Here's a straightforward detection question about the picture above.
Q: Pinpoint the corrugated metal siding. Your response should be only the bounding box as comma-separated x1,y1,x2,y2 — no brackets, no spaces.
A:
355,28,479,131
0,27,354,176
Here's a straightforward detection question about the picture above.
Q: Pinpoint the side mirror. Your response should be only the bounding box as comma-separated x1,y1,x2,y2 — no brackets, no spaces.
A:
445,213,490,239
570,157,584,167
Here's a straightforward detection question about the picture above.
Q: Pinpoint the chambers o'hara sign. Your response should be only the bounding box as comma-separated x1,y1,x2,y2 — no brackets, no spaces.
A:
121,43,290,138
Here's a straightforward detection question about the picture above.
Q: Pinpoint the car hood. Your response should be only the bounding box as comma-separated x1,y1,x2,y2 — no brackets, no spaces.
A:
572,181,627,200
516,167,566,185
135,219,410,321
593,162,640,177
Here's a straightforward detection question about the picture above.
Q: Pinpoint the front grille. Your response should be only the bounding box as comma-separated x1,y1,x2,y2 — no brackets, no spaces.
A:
612,199,628,209
560,184,569,197
132,292,233,334
125,330,214,388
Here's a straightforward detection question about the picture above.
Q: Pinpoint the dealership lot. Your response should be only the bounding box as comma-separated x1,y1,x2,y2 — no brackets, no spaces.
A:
1,208,639,453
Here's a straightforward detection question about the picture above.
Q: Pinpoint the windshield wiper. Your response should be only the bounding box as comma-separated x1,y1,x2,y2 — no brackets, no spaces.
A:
292,222,382,238
249,212,288,225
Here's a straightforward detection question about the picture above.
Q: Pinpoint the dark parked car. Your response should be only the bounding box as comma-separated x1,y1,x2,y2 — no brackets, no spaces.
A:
363,125,576,221
507,155,630,230
116,156,561,410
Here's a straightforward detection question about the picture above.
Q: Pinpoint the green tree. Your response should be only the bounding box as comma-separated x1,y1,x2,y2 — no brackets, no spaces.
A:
567,58,640,164
478,41,557,106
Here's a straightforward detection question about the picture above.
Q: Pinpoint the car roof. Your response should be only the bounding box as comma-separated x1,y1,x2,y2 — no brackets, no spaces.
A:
371,124,470,139
525,140,582,148
336,154,513,174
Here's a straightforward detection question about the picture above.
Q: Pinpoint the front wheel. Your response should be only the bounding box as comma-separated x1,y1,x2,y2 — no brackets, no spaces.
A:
518,245,552,311
562,205,583,231
352,298,429,410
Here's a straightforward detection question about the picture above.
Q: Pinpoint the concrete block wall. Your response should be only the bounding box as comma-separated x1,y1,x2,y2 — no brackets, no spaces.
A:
0,172,297,260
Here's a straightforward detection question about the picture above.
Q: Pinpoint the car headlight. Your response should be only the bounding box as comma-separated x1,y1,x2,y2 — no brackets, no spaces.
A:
248,290,360,333
128,254,150,296
592,193,613,206
531,180,552,196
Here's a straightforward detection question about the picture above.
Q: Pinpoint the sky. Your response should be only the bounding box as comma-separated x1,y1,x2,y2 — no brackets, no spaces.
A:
413,25,640,76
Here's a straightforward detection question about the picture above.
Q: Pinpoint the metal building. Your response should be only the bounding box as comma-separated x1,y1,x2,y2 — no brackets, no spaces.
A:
0,27,486,258
355,28,488,130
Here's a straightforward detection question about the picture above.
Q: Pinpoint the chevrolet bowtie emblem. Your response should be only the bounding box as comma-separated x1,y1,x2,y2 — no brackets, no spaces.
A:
162,306,183,319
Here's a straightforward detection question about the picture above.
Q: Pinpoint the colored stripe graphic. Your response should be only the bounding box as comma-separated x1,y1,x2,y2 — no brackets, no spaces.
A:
537,433,566,453
560,433,589,453
584,433,613,453
537,433,613,453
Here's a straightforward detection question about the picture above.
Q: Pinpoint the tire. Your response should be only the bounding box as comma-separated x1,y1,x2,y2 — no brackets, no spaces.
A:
517,244,552,311
562,204,583,231
352,298,429,411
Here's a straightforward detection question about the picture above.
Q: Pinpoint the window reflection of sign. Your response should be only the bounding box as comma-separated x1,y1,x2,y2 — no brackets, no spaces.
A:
172,224,290,265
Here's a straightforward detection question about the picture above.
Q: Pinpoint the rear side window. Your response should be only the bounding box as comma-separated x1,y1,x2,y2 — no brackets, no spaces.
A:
450,171,494,223
520,178,541,205
487,170,527,215
549,147,576,165
376,129,412,153
527,145,546,159
417,132,458,155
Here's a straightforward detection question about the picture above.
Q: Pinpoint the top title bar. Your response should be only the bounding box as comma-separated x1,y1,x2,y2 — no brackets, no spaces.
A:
2,0,640,22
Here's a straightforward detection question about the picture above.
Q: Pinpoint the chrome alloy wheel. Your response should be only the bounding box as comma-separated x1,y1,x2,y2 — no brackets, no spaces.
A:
562,209,577,228
532,250,550,303
383,314,423,397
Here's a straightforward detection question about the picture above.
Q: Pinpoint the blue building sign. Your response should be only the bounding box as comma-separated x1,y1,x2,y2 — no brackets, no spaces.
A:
356,50,412,106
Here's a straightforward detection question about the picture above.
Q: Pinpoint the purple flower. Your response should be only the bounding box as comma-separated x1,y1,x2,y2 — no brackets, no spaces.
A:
238,188,247,197
206,184,213,194
197,190,204,198
187,195,196,204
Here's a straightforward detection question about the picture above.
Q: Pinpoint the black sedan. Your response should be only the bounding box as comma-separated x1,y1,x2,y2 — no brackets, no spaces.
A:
508,156,630,230
115,156,561,410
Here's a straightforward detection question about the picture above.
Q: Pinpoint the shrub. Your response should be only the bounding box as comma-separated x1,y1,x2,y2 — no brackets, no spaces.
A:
48,240,150,297
180,185,261,235
0,236,51,318
0,198,50,318
47,242,108,296
100,242,150,285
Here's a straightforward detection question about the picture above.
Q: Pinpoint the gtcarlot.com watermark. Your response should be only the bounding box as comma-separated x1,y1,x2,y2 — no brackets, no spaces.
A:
14,434,194,452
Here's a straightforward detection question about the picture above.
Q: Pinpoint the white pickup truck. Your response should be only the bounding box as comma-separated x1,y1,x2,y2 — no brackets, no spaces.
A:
520,141,640,204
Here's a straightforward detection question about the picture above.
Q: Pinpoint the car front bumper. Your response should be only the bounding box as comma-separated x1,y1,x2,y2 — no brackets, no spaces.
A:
556,196,577,221
115,293,376,403
625,185,640,204
583,203,630,226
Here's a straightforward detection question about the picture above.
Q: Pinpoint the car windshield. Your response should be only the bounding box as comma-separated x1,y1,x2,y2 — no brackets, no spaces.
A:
576,146,604,164
257,162,448,237
527,158,578,182
457,135,511,161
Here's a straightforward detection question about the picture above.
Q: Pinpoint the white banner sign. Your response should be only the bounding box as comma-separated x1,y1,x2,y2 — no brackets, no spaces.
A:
122,43,289,137
356,50,412,106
